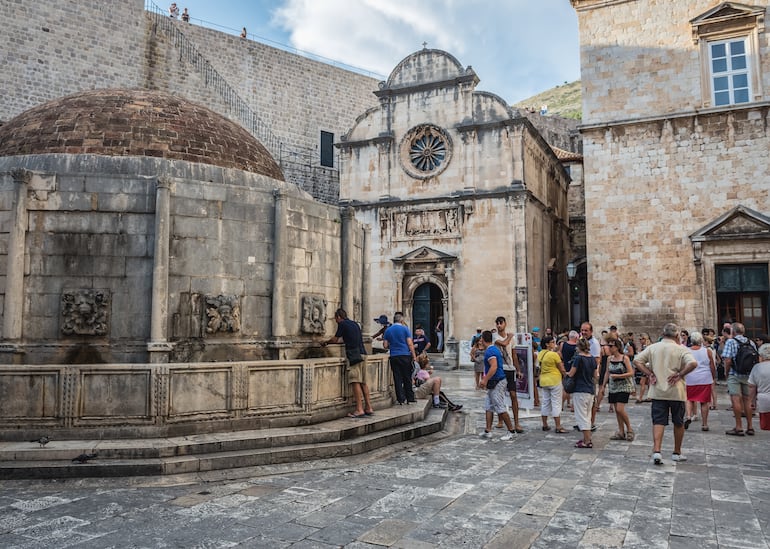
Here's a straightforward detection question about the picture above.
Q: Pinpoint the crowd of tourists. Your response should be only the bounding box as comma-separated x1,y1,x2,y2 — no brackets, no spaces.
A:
325,307,769,464
472,318,770,463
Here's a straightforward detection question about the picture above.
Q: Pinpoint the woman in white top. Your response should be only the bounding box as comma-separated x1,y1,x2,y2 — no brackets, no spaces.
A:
684,332,716,431
749,343,770,430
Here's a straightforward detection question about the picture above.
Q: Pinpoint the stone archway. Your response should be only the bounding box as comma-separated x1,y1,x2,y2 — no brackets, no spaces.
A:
392,246,457,357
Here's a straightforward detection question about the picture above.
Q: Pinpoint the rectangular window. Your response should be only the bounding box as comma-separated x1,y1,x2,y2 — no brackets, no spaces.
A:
709,38,751,106
320,131,334,168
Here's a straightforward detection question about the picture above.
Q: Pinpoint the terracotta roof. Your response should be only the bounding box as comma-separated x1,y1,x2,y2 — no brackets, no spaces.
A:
551,145,583,162
0,89,284,180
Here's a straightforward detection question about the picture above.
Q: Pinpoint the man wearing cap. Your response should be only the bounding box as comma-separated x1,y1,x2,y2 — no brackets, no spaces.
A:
383,312,418,404
532,327,541,351
413,324,431,356
372,314,391,354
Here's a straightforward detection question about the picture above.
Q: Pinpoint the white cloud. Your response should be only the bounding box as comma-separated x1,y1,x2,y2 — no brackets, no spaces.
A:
273,0,580,103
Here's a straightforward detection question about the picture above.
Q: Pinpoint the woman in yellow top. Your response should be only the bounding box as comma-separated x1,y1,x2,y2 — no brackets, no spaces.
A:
538,335,568,432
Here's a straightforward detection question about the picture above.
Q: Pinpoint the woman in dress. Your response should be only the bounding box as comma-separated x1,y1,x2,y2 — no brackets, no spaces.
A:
602,338,636,441
537,336,568,433
635,333,652,402
684,331,716,431
565,337,597,448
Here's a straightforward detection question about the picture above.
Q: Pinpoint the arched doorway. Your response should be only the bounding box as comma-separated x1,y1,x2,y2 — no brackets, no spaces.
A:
412,283,443,352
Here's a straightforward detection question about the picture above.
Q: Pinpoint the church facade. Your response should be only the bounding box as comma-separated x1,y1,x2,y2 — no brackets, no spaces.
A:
571,0,770,336
339,50,571,350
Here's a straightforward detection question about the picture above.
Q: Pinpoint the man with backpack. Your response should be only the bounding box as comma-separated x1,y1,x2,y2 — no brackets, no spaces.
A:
722,322,759,436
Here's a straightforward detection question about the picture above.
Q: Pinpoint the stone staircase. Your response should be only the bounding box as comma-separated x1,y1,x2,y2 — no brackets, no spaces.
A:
0,403,445,480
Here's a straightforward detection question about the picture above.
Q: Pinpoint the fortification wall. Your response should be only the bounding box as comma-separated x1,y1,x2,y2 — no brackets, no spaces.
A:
1,1,381,203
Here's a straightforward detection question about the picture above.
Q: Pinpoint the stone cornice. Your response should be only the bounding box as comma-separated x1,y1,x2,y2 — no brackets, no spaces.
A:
578,100,770,132
571,0,636,11
374,73,479,99
339,183,528,209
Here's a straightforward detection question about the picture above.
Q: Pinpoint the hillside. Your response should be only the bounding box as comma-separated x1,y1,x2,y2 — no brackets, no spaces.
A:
513,80,582,120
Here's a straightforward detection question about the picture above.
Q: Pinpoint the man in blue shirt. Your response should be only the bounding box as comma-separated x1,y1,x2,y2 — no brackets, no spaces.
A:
383,312,418,404
478,330,517,440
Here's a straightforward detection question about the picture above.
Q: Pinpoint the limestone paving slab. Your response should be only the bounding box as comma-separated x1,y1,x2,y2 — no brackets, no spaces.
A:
1,371,770,548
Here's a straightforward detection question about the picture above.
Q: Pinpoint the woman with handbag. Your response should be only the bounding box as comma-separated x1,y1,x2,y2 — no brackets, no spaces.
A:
602,339,636,441
566,337,598,448
538,336,568,433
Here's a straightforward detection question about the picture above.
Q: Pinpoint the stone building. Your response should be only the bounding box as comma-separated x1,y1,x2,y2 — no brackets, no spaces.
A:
339,49,572,349
571,0,770,336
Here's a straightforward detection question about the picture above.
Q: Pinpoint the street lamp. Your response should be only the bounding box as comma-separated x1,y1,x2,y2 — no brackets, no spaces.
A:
566,261,576,280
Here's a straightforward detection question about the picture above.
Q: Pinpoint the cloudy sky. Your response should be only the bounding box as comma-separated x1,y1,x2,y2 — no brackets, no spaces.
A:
167,0,581,104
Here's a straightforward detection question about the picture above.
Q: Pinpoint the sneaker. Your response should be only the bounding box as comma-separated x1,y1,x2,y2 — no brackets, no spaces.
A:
449,404,463,412
652,452,663,465
573,425,580,431
479,430,493,439
432,402,448,409
500,432,515,441
590,425,597,432
671,453,687,462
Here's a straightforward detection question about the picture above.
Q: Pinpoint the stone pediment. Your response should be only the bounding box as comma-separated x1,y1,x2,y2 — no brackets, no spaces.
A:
690,2,765,42
392,246,457,265
690,205,770,241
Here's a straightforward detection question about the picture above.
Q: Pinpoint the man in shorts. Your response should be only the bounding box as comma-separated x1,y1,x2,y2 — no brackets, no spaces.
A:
323,308,373,418
478,330,517,440
634,323,697,464
722,322,758,436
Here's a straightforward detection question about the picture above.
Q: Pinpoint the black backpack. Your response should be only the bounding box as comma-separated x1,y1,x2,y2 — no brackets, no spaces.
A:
733,339,759,375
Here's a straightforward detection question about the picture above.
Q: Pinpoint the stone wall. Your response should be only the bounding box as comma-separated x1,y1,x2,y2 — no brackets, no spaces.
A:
1,0,380,203
582,109,770,332
0,155,364,364
0,354,392,441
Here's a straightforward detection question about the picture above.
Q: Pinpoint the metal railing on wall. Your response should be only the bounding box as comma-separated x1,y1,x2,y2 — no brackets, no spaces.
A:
145,1,284,159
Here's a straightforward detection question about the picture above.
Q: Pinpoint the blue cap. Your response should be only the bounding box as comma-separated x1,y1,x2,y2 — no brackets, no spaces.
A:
532,327,540,332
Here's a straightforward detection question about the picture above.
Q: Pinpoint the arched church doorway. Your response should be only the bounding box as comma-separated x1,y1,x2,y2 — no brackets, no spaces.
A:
412,283,443,352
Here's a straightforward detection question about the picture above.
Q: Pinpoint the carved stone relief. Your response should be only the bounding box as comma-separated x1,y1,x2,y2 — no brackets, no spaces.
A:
301,295,327,334
385,206,463,241
61,289,110,336
205,294,241,334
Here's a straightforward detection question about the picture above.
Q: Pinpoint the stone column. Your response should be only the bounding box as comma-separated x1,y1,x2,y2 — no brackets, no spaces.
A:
272,189,288,337
1,169,30,358
394,265,404,313
148,178,173,363
361,225,372,336
444,266,458,364
340,207,355,315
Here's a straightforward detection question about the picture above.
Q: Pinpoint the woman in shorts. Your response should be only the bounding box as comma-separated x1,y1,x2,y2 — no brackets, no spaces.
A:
602,338,636,441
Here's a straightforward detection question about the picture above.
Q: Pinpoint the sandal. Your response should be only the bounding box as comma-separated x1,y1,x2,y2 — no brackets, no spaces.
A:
626,431,635,442
725,428,745,436
701,426,709,431
684,417,692,430
347,412,366,419
542,426,551,431
746,429,755,436
575,440,593,448
554,428,568,433
610,432,626,440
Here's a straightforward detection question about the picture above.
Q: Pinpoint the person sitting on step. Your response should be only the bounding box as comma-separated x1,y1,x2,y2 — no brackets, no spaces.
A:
415,354,463,411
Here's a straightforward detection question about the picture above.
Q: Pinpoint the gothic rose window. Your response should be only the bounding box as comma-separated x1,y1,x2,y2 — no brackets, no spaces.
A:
400,124,452,179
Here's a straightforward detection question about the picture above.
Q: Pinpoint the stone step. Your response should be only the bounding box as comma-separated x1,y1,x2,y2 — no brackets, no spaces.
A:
0,403,446,480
